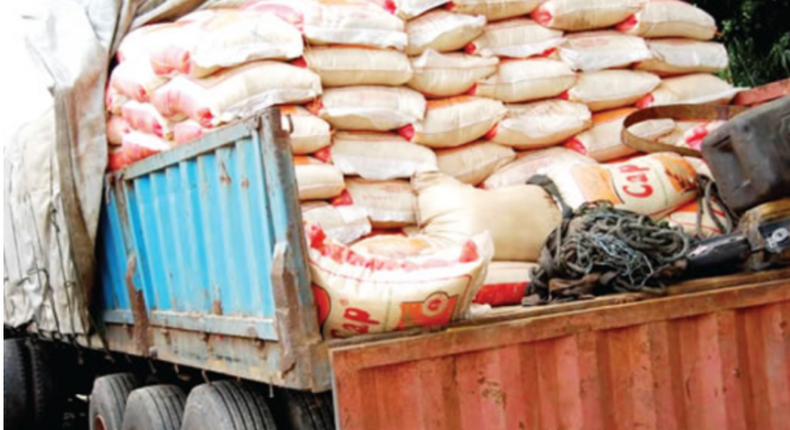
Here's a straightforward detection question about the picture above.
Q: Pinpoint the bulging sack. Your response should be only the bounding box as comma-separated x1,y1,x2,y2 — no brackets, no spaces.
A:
301,201,372,244
531,0,646,31
563,70,661,112
299,46,413,87
436,142,516,185
303,0,408,49
486,100,591,149
406,10,486,56
546,152,698,217
152,61,322,127
636,74,740,107
400,96,506,148
636,39,729,76
121,101,175,140
110,60,168,103
323,132,438,180
559,31,652,72
465,18,564,59
564,108,676,162
107,115,130,146
474,261,537,306
294,156,346,201
307,223,491,339
616,0,717,40
445,0,543,22
482,146,596,189
415,172,562,261
408,50,498,98
121,131,173,166
280,106,333,155
150,10,303,78
117,23,180,63
334,179,417,228
472,59,577,103
309,86,426,131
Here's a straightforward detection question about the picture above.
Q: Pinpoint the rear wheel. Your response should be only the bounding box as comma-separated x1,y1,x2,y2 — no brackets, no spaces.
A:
4,339,32,429
180,380,276,430
122,385,186,430
90,373,140,430
27,339,64,429
270,389,335,430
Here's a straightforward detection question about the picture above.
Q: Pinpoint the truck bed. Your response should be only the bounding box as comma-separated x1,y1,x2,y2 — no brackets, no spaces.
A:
329,268,790,430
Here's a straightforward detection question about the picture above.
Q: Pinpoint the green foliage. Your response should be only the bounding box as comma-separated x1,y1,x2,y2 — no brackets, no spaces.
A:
694,0,790,87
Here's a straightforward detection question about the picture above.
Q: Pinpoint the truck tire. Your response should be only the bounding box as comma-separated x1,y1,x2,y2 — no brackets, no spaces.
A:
270,389,335,430
4,339,32,429
180,381,277,430
27,339,64,429
122,385,186,430
90,373,140,430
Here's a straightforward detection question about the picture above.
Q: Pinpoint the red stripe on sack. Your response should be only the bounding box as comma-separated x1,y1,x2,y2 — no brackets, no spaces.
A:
538,47,557,58
558,90,570,100
314,146,333,163
291,57,308,68
530,8,552,26
444,2,456,11
635,93,655,109
473,282,529,306
484,124,498,140
615,14,638,32
464,43,477,55
306,98,324,115
563,138,587,155
466,83,478,96
331,190,354,206
398,124,415,141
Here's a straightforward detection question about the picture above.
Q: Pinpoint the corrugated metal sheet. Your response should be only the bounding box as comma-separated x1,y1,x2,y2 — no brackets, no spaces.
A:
93,112,328,390
97,183,133,324
123,129,279,340
331,277,790,430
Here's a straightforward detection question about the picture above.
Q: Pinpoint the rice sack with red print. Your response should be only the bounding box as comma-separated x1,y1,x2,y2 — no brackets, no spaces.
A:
307,223,492,339
545,152,698,218
152,61,321,127
474,262,538,307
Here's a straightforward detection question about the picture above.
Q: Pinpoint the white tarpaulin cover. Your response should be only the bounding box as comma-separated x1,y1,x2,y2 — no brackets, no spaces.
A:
3,0,231,334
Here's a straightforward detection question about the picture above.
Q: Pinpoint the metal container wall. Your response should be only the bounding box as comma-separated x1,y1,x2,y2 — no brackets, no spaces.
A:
97,184,134,324
331,277,790,430
94,111,327,390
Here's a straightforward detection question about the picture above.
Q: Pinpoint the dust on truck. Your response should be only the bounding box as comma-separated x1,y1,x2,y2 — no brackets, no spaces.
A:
5,1,790,430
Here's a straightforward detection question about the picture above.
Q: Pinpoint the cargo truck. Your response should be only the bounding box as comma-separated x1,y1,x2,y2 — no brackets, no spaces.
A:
5,88,790,430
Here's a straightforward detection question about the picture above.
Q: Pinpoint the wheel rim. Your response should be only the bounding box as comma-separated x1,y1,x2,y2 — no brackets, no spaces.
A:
94,415,108,430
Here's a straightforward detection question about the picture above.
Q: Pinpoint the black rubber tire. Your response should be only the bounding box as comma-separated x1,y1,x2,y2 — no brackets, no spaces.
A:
270,389,335,430
89,373,140,430
27,339,64,429
4,339,32,429
180,380,277,430
122,385,187,430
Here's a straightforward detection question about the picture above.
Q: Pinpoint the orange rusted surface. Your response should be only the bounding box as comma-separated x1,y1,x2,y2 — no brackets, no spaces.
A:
330,275,790,430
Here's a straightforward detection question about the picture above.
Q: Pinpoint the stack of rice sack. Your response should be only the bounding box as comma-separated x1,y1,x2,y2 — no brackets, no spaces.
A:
105,6,322,170
103,0,737,338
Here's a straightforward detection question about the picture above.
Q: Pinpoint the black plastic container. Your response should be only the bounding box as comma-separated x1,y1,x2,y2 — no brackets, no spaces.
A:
702,96,790,213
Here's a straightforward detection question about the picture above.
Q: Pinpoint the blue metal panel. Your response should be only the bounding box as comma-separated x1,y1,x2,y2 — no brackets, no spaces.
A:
96,182,133,323
122,121,282,341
